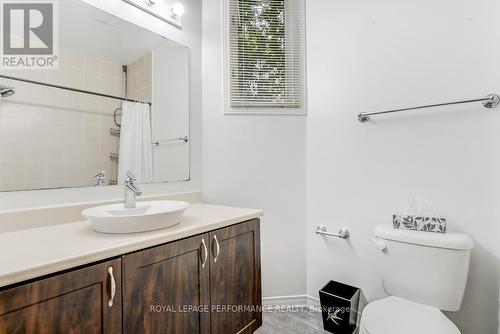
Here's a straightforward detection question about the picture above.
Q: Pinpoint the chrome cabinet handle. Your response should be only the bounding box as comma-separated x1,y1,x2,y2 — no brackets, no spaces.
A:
108,266,116,308
213,235,220,263
201,238,208,268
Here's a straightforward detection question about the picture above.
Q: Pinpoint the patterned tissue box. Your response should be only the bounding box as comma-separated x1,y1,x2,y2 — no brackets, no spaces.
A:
393,215,446,233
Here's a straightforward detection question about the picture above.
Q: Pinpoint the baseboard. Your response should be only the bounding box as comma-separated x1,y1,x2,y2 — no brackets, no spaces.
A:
306,295,320,306
262,295,320,307
262,295,360,334
262,295,308,306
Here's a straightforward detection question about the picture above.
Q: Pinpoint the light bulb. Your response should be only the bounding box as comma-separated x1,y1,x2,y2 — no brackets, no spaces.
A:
170,3,184,17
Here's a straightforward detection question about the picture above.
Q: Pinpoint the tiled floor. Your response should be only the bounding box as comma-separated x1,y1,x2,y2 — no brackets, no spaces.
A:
255,308,330,334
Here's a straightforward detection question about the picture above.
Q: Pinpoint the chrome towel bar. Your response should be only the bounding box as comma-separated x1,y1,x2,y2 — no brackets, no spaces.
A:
316,225,350,239
153,136,189,146
358,94,500,123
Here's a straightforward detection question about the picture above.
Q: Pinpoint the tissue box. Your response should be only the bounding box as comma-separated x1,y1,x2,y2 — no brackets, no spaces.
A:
393,215,446,233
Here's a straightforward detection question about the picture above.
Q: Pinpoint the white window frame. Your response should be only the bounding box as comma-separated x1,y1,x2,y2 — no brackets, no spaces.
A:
223,0,307,115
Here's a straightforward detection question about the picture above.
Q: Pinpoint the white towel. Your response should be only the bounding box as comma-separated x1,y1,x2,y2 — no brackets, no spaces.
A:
117,101,153,184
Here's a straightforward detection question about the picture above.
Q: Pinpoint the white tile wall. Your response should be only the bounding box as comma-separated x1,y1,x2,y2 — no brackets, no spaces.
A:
0,48,123,191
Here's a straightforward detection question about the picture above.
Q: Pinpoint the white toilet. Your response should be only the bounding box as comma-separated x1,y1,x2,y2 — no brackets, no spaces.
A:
360,225,473,334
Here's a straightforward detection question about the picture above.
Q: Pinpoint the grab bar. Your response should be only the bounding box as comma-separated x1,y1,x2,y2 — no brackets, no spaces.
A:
358,94,500,123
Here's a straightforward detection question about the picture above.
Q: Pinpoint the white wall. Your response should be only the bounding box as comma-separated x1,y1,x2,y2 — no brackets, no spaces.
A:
306,1,500,334
201,0,307,298
0,0,202,210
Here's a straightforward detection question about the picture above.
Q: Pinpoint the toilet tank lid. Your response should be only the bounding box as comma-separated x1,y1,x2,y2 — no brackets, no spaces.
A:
374,225,473,250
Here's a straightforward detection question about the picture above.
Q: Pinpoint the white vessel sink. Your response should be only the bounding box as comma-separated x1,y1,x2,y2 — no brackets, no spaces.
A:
82,201,190,233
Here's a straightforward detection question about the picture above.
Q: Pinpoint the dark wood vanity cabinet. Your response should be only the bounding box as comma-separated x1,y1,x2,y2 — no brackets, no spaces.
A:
0,219,261,334
122,218,262,334
0,259,122,334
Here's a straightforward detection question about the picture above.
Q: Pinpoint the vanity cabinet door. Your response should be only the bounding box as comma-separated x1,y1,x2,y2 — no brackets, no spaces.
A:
0,259,122,334
122,233,210,334
209,219,262,334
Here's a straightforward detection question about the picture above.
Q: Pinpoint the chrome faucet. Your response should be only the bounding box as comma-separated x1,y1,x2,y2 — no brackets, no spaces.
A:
93,171,108,186
124,171,142,208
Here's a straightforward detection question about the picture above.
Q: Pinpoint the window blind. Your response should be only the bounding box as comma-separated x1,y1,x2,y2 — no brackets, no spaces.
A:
228,0,304,110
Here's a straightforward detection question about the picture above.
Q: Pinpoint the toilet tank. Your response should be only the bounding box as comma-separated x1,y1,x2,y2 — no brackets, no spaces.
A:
373,225,473,312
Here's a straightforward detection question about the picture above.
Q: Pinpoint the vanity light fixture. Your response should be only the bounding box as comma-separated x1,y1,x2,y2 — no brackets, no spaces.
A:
121,0,183,28
170,3,184,17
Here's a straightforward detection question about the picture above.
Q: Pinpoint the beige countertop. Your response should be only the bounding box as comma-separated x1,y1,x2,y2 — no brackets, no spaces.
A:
0,203,262,288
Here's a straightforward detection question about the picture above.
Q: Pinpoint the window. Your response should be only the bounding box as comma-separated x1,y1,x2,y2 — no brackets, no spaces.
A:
225,0,305,114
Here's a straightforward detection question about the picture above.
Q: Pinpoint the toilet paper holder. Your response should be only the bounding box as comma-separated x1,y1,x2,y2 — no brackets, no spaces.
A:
316,225,350,239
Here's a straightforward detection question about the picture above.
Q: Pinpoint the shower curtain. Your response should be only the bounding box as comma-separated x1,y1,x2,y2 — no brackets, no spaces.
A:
117,101,153,184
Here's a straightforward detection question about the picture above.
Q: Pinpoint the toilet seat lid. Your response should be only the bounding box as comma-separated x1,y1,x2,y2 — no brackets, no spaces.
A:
361,297,460,334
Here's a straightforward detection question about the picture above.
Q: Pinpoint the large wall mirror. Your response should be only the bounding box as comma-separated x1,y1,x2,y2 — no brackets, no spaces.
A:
0,0,190,191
